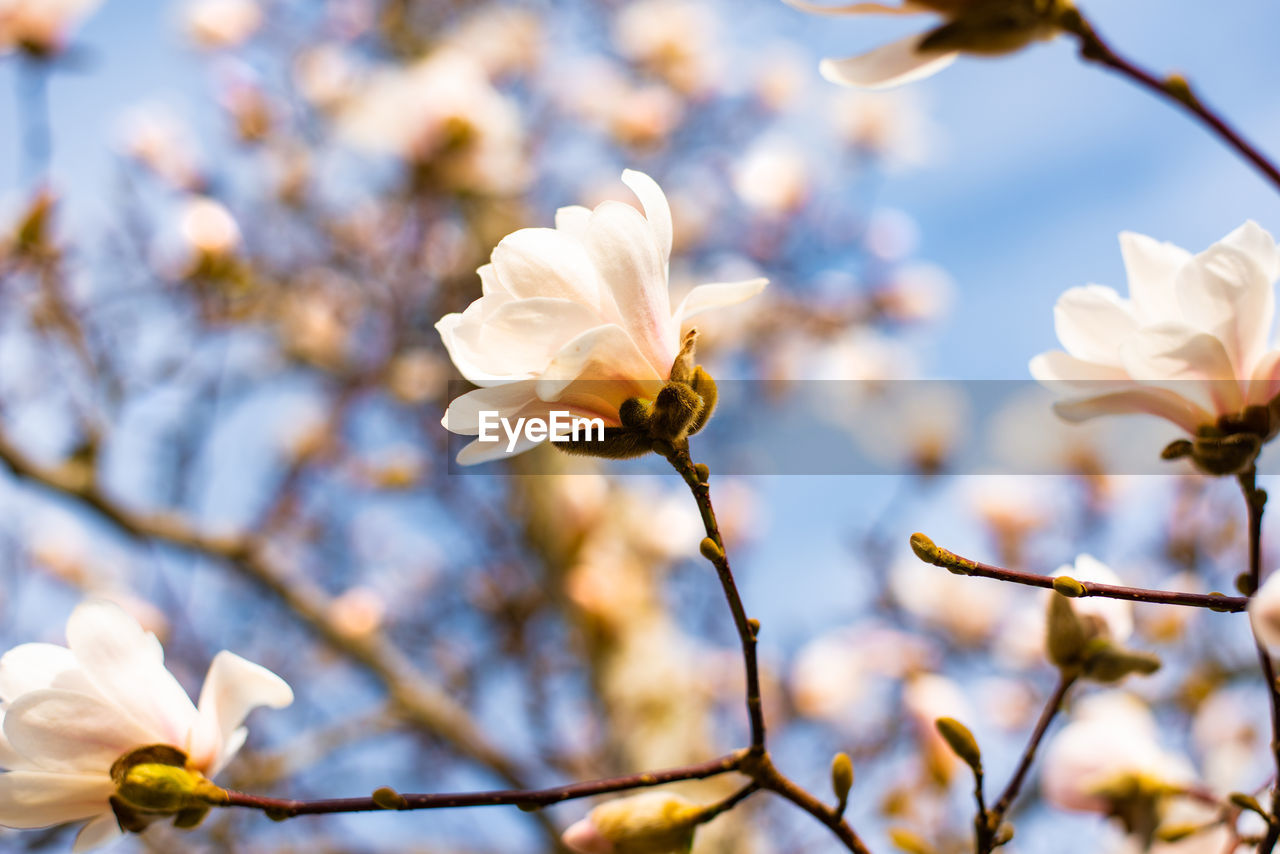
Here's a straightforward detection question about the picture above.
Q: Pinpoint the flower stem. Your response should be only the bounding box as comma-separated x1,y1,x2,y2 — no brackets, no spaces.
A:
1238,470,1280,854
1062,11,1280,195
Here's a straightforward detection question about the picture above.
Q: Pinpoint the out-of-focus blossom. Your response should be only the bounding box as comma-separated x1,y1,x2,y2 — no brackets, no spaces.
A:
0,601,292,850
328,588,387,640
118,107,204,192
562,791,704,854
277,283,352,369
613,0,722,96
790,622,932,725
732,141,810,217
841,382,969,474
1249,570,1280,651
873,263,953,323
554,57,685,150
336,49,528,195
752,45,812,112
890,555,1010,644
903,672,972,783
1042,692,1194,814
444,4,542,77
292,44,361,112
1192,685,1269,793
386,349,447,405
0,0,102,56
785,0,1065,90
183,0,262,50
1055,554,1133,643
828,90,931,166
179,196,240,260
437,170,766,464
1031,223,1280,441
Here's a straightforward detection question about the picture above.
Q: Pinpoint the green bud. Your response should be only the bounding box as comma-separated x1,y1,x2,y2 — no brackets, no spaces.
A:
686,367,718,436
909,532,942,565
992,824,1014,846
373,787,408,810
830,752,854,810
1046,593,1086,669
620,397,654,430
558,427,652,460
1237,572,1258,596
650,382,704,442
115,764,227,814
1156,823,1202,843
934,717,982,772
699,537,724,563
586,791,704,854
1161,439,1193,461
173,805,212,829
1083,646,1161,684
693,463,710,483
1189,432,1261,475
1229,792,1266,816
668,329,699,384
1052,575,1086,597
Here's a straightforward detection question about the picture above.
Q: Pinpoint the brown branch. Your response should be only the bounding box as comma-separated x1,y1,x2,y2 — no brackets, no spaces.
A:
221,752,746,818
909,533,1247,612
1062,10,1280,195
987,671,1076,835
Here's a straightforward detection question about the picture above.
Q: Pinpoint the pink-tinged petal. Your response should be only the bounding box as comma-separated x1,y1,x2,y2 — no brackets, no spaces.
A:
455,433,543,466
554,205,593,238
1120,324,1244,417
819,35,957,90
621,170,673,263
441,381,540,435
0,772,113,829
537,324,665,402
1029,350,1130,386
190,652,292,776
1052,285,1137,366
491,228,606,312
72,812,122,853
583,201,677,374
562,816,615,854
65,601,197,747
674,278,768,323
1220,220,1280,282
0,644,87,703
1118,231,1191,324
475,298,604,376
477,263,510,300
3,690,157,773
1248,349,1280,406
436,307,533,388
1052,389,1211,436
783,0,930,15
0,731,36,771
1175,241,1275,374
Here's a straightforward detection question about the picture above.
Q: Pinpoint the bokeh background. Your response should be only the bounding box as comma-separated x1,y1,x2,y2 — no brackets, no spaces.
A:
2,0,1280,852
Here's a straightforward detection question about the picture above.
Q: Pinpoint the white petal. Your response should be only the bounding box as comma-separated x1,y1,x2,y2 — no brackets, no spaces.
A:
536,324,665,402
583,201,677,375
476,298,603,376
491,228,605,312
621,170,673,263
72,813,122,853
1249,349,1280,406
3,690,157,773
455,433,543,465
441,381,540,435
1250,573,1280,651
0,772,113,829
1118,231,1191,324
1175,238,1275,374
0,644,86,703
0,731,36,771
191,652,292,776
554,205,593,238
436,307,532,388
674,278,768,323
1029,350,1130,386
1120,323,1243,416
819,35,957,90
1220,220,1280,282
1052,285,1137,366
66,601,197,747
1051,388,1211,435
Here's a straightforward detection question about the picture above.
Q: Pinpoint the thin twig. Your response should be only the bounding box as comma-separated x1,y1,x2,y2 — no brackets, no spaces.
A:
1063,11,1280,196
987,672,1077,833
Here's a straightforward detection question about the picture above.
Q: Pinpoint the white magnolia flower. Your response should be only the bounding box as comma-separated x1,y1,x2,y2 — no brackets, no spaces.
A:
0,600,293,851
783,0,1060,90
1032,222,1280,436
437,170,767,464
0,0,102,55
1249,570,1280,651
1042,692,1194,814
183,0,262,50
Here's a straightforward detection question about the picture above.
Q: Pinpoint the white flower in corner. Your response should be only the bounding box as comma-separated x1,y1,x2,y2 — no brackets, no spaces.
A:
782,0,1063,90
0,0,103,56
0,600,293,851
1248,571,1280,651
436,169,767,464
1032,222,1280,438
